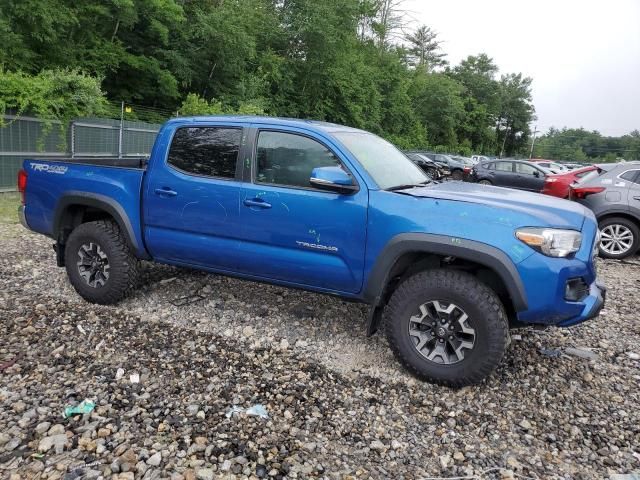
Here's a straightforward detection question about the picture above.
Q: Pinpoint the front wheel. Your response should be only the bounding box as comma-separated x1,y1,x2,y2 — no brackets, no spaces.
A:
64,220,140,304
478,179,493,185
384,269,509,387
598,217,640,259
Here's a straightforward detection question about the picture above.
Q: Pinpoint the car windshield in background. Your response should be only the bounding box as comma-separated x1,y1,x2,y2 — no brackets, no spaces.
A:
334,132,429,190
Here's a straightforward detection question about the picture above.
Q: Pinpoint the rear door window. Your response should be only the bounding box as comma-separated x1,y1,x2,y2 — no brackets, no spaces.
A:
620,170,640,183
168,127,242,179
494,162,513,172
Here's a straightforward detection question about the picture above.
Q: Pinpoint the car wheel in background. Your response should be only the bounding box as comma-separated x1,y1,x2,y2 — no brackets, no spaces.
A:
451,170,464,181
478,179,492,185
598,217,640,259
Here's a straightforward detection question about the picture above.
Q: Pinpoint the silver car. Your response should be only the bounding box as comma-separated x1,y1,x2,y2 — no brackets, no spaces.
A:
571,162,640,259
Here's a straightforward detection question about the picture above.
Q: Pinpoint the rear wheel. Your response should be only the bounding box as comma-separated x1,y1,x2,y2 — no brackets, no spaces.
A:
478,179,492,185
64,220,140,304
598,217,640,259
451,169,464,181
384,269,509,387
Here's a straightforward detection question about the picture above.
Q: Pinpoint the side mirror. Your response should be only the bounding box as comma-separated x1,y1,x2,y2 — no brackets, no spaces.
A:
310,166,358,193
533,171,540,177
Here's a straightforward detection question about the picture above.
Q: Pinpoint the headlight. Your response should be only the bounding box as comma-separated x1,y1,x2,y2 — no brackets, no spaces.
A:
516,228,582,257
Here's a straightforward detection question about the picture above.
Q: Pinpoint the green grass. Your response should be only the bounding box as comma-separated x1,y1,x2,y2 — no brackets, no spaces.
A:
0,192,20,224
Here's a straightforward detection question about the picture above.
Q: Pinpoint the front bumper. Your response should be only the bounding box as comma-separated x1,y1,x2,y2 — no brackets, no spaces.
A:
18,205,29,229
557,279,606,327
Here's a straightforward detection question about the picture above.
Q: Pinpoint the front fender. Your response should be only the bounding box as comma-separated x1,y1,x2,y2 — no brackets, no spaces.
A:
362,232,528,321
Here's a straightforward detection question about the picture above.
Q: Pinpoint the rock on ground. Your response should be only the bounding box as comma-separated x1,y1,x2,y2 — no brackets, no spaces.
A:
1,223,639,479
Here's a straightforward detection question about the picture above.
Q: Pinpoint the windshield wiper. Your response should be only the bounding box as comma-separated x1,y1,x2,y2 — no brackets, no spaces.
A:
386,180,431,191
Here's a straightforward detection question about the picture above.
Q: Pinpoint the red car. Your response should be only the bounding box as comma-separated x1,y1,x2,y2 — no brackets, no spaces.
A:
542,165,596,198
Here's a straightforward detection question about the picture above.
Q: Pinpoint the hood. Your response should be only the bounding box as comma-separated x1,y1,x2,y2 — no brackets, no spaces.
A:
401,181,589,229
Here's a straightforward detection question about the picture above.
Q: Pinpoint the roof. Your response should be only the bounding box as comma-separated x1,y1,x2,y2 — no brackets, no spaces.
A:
164,115,368,134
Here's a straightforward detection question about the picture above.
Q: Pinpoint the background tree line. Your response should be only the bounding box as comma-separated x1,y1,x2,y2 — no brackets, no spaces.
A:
0,0,631,159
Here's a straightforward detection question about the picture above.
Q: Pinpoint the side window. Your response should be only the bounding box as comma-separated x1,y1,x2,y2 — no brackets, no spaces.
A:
620,170,640,183
483,162,494,170
515,163,538,175
167,127,241,179
255,131,342,189
494,162,513,172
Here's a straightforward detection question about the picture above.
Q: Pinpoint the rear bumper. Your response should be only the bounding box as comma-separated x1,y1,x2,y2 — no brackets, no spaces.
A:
18,205,29,229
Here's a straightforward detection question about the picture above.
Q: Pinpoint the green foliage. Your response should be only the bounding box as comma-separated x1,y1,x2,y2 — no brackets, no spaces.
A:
178,94,264,116
0,0,545,155
534,128,640,162
0,68,106,149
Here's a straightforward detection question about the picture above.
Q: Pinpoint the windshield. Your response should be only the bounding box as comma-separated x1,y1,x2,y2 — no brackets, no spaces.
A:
333,132,428,189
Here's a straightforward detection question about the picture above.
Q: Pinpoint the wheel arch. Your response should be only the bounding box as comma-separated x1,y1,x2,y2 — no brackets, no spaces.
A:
53,192,148,265
363,233,528,334
597,211,640,228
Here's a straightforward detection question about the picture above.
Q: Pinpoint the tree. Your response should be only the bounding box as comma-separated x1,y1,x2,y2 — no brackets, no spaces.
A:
496,73,535,157
0,69,106,148
405,25,447,72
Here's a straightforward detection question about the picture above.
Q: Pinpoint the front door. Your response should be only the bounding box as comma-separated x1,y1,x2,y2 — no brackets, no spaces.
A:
514,162,545,191
236,127,368,294
144,124,246,270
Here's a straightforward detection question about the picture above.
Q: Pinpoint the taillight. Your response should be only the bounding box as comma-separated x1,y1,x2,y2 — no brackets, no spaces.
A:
571,186,605,200
17,169,27,205
463,166,471,173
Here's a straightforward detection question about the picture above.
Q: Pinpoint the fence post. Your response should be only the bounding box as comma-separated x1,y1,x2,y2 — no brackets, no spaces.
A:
70,122,75,159
118,101,124,159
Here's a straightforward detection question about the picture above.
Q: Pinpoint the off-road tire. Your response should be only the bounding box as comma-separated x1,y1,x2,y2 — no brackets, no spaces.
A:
384,269,509,387
65,220,140,304
597,217,640,259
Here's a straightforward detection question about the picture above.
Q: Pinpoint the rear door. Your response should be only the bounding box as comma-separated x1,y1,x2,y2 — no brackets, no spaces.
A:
236,126,368,294
492,161,515,187
144,123,246,270
621,169,640,216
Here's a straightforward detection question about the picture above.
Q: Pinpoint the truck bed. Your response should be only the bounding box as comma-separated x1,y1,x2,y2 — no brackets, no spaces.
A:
22,157,148,257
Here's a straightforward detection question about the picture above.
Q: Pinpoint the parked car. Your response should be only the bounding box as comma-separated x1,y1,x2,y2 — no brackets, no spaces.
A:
542,165,597,198
470,159,548,192
531,159,568,174
569,162,640,259
404,152,449,180
471,155,490,164
425,153,467,180
562,162,584,170
450,156,476,181
18,115,604,386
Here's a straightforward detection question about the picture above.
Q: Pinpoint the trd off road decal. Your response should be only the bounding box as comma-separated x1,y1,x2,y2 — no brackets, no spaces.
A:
30,163,68,174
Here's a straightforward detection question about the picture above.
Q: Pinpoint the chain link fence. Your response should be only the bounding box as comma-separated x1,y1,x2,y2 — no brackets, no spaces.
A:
0,106,167,191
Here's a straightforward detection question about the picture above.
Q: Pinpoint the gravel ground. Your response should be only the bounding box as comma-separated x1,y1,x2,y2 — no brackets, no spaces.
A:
1,222,639,480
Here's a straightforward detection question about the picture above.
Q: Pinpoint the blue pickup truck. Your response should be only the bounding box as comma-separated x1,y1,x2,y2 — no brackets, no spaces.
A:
17,116,605,386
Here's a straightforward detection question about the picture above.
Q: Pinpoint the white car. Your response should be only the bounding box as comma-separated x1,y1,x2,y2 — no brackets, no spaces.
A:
533,160,568,174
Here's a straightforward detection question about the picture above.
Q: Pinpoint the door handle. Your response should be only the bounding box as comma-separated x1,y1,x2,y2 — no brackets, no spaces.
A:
243,198,272,209
154,187,177,197
634,196,640,200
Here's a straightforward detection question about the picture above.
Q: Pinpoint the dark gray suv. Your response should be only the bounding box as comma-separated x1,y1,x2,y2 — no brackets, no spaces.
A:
571,162,640,259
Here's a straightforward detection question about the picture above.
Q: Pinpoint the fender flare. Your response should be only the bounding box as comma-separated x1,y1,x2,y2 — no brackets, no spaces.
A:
53,191,148,258
363,233,528,323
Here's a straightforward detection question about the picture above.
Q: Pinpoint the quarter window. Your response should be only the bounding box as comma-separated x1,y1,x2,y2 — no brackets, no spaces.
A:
256,131,343,189
168,127,241,179
620,170,640,183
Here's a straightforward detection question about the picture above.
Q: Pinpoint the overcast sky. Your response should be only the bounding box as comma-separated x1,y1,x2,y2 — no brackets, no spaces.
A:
404,0,640,136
